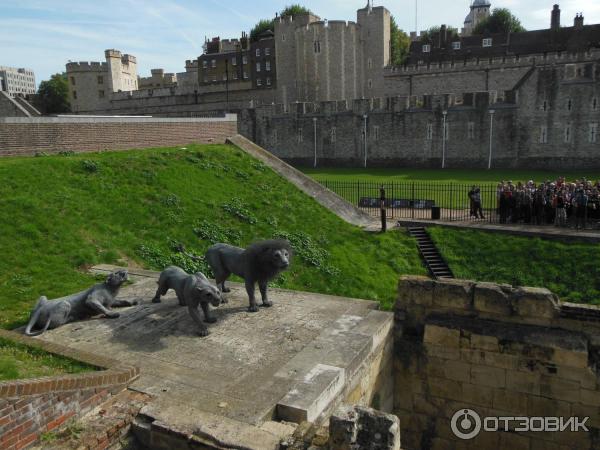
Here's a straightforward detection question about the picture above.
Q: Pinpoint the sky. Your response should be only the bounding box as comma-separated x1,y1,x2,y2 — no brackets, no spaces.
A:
1,0,599,87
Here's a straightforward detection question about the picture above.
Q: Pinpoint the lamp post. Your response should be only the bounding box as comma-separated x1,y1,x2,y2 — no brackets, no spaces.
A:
488,109,495,170
441,110,448,169
363,114,368,168
313,117,318,168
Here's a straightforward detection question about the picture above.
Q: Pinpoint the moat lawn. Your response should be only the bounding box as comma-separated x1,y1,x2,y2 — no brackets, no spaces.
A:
303,167,600,184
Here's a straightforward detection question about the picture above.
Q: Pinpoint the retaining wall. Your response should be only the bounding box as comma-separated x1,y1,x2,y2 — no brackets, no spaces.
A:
394,276,600,450
0,330,139,450
0,115,237,156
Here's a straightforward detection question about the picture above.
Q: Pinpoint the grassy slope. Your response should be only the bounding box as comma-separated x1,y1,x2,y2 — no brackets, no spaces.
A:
302,168,600,184
429,227,600,305
0,144,426,332
0,337,94,381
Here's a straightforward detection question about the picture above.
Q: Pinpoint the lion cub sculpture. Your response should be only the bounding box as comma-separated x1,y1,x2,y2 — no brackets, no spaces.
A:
152,266,223,336
25,270,133,336
206,239,292,312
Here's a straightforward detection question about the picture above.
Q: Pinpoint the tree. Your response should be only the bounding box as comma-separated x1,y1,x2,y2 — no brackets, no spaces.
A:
250,4,312,41
250,19,275,41
472,8,526,34
390,16,411,66
37,73,70,114
280,4,312,17
420,25,459,44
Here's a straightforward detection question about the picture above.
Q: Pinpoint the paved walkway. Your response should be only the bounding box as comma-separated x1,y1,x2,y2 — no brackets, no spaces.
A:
396,218,600,242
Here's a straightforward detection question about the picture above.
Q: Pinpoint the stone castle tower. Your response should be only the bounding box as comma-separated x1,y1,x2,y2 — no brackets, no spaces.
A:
274,1,390,105
462,0,491,36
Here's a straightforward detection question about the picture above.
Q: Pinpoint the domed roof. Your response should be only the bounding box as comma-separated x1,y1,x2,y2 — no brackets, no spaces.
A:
472,0,491,7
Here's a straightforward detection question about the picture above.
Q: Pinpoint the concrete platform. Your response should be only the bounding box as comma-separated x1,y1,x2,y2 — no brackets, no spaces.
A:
34,265,393,449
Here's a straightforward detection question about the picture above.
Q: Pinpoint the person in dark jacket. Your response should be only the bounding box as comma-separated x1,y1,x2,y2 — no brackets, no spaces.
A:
468,185,485,219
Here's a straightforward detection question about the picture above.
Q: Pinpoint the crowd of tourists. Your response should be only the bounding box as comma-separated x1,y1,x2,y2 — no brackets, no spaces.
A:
468,178,600,229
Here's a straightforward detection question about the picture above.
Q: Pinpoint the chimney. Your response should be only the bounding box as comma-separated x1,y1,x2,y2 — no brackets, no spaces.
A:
574,13,584,29
439,24,448,47
551,4,560,30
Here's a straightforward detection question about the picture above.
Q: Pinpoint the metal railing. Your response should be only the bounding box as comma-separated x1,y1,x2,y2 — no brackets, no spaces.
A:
319,180,600,228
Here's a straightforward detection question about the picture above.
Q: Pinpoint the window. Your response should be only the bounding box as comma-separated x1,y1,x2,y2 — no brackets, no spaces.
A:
256,48,261,57
243,56,248,65
564,124,572,143
232,57,237,66
211,59,216,68
426,123,433,140
590,124,598,143
266,61,271,71
593,98,598,110
330,127,336,143
452,41,461,50
98,90,105,98
212,75,217,82
265,48,270,56
257,78,262,86
202,60,207,69
468,122,475,139
374,126,380,141
368,79,372,89
368,58,373,69
97,76,103,84
542,100,548,111
243,71,248,79
266,77,271,86
272,130,277,144
314,41,321,53
297,128,303,143
567,98,573,111
256,63,261,72
203,76,208,83
70,76,75,85
422,44,431,53
223,73,227,81
482,38,492,47
282,34,286,41
72,90,77,99
540,125,548,144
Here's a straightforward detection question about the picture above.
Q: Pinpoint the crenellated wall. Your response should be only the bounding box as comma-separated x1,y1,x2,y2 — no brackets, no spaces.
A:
394,276,600,450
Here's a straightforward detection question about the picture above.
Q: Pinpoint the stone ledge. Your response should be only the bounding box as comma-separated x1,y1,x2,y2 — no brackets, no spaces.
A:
0,329,140,399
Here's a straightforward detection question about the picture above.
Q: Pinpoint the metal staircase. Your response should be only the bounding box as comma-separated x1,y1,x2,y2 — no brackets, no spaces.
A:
407,227,454,279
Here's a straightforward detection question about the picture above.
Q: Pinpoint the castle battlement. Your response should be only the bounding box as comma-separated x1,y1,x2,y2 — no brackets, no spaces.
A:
276,13,320,27
385,48,600,76
65,62,108,72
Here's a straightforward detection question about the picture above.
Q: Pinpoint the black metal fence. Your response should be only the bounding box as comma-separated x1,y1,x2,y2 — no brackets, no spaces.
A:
319,180,600,228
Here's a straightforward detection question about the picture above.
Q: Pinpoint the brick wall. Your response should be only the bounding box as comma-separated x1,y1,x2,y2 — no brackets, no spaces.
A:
0,330,139,450
0,115,237,157
394,276,600,450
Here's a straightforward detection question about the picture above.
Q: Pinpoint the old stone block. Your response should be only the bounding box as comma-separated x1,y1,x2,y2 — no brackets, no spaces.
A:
527,395,571,418
470,365,506,388
432,279,474,310
428,376,463,402
580,389,600,407
470,334,499,352
498,432,530,450
425,357,471,383
506,370,541,395
474,282,513,316
551,348,589,369
427,344,460,361
571,403,600,428
397,276,434,308
430,437,453,450
277,364,345,423
513,286,560,319
329,404,400,450
460,383,493,408
540,375,580,403
424,325,460,348
492,388,527,414
556,366,597,390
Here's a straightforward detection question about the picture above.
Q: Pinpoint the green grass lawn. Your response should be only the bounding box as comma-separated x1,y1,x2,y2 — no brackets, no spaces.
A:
0,337,94,381
429,227,600,305
303,167,600,184
0,144,426,333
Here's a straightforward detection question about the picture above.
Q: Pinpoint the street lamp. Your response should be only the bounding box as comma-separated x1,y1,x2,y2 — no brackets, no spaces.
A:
363,114,368,168
441,110,448,169
488,109,495,170
313,117,318,168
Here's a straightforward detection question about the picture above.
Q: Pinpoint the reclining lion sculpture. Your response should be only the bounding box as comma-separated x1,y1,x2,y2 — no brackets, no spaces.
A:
24,270,133,336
